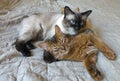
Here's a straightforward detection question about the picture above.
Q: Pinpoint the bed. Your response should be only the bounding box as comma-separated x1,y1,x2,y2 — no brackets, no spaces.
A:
0,0,120,81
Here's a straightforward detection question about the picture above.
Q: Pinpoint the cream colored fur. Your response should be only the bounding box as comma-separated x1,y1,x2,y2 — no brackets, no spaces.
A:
0,0,120,81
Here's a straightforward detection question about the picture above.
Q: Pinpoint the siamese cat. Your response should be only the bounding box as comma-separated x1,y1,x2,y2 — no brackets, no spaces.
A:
15,6,92,57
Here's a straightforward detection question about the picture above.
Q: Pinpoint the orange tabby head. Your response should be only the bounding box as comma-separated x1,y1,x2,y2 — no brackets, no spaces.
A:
39,25,71,59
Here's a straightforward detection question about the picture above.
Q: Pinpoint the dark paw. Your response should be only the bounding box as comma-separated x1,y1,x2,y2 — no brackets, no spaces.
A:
44,58,59,63
26,42,35,50
21,50,32,57
43,50,59,63
15,40,32,57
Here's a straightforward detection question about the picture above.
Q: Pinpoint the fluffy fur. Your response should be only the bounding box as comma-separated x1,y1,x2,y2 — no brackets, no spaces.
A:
15,6,92,56
39,25,116,81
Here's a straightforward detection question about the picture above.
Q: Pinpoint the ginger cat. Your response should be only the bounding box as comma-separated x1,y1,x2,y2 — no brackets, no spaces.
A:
39,25,116,81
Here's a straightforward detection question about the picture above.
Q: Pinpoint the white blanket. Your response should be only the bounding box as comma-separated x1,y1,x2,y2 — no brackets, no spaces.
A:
0,0,120,81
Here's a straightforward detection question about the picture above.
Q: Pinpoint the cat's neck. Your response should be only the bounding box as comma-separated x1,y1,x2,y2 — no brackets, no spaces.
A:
56,15,77,35
56,15,65,32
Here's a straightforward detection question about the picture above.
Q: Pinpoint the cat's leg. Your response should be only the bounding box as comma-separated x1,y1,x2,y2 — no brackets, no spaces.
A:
83,52,103,81
91,35,116,60
43,50,59,63
15,15,43,57
15,34,33,57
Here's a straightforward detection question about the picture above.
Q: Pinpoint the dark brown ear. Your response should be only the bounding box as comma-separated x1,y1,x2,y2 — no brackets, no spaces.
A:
39,42,48,50
64,6,74,15
81,10,92,20
55,25,63,35
61,7,80,14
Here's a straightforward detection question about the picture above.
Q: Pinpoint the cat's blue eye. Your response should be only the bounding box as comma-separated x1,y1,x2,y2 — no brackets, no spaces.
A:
69,20,75,25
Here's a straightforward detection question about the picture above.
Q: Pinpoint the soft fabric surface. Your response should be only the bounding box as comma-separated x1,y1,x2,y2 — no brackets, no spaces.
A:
0,0,120,81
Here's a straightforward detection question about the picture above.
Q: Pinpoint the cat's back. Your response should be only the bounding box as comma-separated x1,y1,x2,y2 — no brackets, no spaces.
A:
21,12,62,26
20,12,63,38
74,33,91,43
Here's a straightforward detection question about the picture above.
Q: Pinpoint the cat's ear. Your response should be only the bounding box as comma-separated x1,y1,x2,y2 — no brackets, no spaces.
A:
61,7,80,14
55,25,63,35
75,7,80,13
39,42,48,50
64,6,74,16
81,10,92,20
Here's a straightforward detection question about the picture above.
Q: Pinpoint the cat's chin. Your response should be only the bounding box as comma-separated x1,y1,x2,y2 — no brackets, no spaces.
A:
53,51,69,59
65,27,77,35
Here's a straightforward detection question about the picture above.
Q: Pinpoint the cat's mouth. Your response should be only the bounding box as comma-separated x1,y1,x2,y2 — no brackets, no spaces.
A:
66,26,86,35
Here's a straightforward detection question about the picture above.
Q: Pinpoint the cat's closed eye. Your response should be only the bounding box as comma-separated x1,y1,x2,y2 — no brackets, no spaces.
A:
60,38,68,43
61,38,65,43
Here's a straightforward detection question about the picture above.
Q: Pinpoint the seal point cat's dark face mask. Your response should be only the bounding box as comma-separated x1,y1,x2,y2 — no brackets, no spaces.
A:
63,6,92,32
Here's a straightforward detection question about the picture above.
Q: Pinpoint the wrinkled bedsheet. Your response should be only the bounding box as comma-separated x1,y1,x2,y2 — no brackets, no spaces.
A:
0,0,120,81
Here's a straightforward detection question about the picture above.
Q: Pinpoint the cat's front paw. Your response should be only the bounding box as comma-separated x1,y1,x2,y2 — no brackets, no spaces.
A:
43,50,59,63
26,42,36,50
21,50,32,57
106,52,116,60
